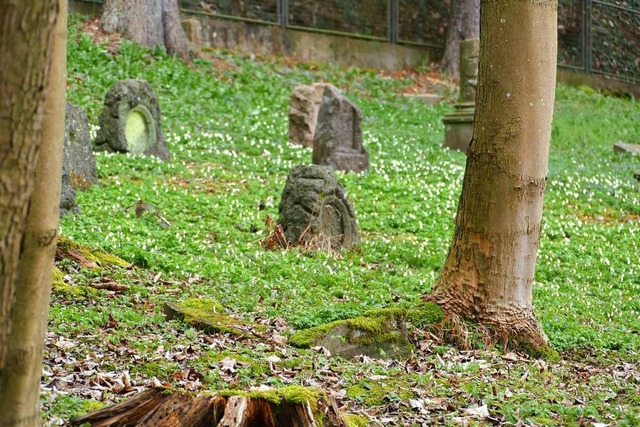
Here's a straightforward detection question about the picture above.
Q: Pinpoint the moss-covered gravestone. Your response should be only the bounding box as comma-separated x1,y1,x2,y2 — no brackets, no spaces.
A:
95,79,170,160
277,165,360,251
61,103,98,215
290,309,413,360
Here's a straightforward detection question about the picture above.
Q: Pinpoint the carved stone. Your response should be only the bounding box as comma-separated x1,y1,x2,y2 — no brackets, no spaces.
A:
277,165,360,251
61,103,98,215
312,86,369,173
95,79,170,160
289,83,331,148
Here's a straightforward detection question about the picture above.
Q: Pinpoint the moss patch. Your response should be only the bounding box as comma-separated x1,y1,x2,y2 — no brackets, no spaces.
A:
164,298,266,337
344,414,369,427
52,267,99,299
219,385,325,407
289,308,413,359
347,380,415,406
57,236,129,268
406,301,446,328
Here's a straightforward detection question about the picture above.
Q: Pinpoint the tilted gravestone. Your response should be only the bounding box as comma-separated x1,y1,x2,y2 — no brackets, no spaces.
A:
95,79,170,160
312,85,369,173
277,165,360,251
289,82,332,148
61,103,98,215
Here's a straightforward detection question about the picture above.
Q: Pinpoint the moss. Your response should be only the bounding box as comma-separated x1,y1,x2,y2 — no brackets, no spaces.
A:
219,385,325,409
290,308,408,348
57,236,129,268
344,414,369,427
406,301,446,328
52,267,99,299
289,319,346,347
131,361,179,381
168,299,267,336
347,381,415,406
80,248,129,268
80,400,105,413
512,337,561,362
179,298,225,314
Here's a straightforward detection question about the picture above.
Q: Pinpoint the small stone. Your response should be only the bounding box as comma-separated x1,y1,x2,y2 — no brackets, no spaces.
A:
277,165,360,251
95,79,170,160
289,83,331,148
613,142,640,155
61,103,98,216
312,85,369,173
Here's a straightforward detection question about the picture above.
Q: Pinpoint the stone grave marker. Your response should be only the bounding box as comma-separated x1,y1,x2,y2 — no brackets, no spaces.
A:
277,165,360,251
613,141,640,155
312,85,369,173
61,103,98,215
289,82,332,148
95,79,170,160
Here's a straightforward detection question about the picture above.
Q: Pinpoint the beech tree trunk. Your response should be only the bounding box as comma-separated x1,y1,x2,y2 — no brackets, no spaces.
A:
441,0,480,80
0,1,64,426
100,0,190,58
430,0,558,352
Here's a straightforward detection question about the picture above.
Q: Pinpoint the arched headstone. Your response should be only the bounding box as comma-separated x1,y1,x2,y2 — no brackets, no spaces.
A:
277,165,360,251
95,79,170,160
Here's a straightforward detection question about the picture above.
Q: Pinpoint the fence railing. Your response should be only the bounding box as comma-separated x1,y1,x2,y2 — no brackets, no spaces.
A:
77,0,640,82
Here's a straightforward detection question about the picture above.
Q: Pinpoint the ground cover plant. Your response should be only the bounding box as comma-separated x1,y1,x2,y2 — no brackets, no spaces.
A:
43,16,640,426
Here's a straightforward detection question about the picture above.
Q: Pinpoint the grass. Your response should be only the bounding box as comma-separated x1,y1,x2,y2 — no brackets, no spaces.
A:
43,15,640,426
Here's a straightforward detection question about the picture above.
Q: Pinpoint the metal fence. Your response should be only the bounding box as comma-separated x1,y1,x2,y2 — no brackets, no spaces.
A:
79,0,640,82
558,0,639,82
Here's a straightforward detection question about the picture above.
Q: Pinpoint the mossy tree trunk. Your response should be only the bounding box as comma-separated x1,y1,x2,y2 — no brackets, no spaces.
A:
0,0,65,426
100,0,190,58
441,0,480,80
429,0,558,353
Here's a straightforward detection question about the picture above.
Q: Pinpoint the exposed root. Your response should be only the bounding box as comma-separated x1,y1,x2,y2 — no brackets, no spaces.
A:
421,294,558,360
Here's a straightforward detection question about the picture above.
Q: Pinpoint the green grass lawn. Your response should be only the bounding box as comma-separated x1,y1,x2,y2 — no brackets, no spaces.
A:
44,16,640,426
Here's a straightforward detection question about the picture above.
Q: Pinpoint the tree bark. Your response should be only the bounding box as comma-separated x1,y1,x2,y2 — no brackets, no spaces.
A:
0,0,59,375
0,1,66,425
100,0,190,58
441,0,480,81
430,0,558,352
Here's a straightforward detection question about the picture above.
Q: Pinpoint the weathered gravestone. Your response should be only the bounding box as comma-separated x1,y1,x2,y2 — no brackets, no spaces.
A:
312,85,369,173
289,82,332,148
277,165,360,251
61,103,98,215
613,142,640,155
95,79,170,160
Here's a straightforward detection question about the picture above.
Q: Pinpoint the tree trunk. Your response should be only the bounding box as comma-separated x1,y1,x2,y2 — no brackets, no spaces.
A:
0,0,66,425
0,0,59,373
100,0,190,58
430,0,558,353
441,0,480,80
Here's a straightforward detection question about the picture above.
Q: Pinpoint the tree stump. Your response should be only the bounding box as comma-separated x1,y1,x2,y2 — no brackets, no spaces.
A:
70,387,347,427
